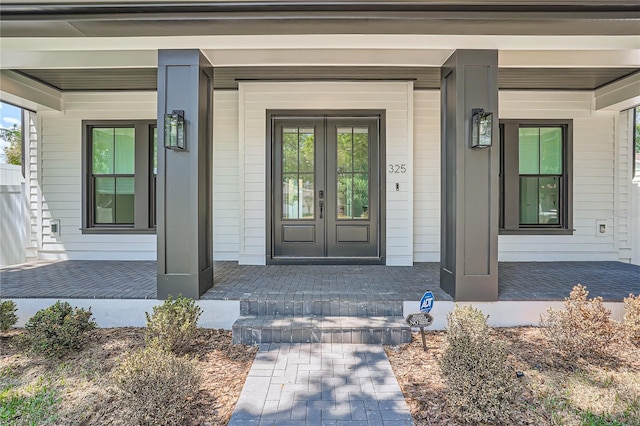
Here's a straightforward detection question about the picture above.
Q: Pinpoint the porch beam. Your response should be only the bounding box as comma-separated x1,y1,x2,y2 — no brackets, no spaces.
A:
440,49,499,301
0,70,61,111
594,71,640,111
156,49,213,300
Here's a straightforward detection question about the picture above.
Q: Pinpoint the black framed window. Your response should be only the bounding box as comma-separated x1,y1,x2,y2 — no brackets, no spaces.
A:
83,120,156,233
500,119,573,235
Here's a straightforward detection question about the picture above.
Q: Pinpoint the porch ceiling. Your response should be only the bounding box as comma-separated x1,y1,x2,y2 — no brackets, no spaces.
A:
2,1,639,37
14,66,640,91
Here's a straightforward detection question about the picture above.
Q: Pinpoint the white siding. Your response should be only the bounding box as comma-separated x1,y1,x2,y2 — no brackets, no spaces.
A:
413,91,622,262
239,81,414,265
498,91,619,261
413,91,441,261
615,109,634,263
213,91,240,260
26,111,40,258
36,92,157,260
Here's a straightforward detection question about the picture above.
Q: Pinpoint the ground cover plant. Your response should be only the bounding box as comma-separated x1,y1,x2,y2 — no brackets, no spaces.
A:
540,284,618,358
1,328,256,425
624,293,640,346
387,288,640,425
439,305,521,424
19,301,96,358
0,299,18,332
145,294,202,353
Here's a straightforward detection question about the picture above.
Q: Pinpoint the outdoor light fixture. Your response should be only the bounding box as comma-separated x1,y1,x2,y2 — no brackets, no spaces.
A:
164,110,185,150
470,108,493,148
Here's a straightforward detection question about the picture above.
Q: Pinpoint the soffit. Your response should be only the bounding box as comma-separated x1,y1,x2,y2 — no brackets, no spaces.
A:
14,67,640,91
2,1,639,37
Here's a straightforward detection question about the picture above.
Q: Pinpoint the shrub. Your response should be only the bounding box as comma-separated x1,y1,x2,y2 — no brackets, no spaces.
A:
112,345,201,425
439,305,520,424
20,301,96,358
0,299,18,332
540,284,617,358
624,293,640,346
145,295,202,353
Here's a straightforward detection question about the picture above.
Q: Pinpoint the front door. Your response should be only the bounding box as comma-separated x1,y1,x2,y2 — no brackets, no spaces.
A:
271,115,381,261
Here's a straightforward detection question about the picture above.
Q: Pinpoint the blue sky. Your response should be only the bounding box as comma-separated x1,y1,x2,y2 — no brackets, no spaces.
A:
0,101,23,163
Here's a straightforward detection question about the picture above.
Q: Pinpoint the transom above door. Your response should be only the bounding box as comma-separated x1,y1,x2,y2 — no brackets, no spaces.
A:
268,113,384,263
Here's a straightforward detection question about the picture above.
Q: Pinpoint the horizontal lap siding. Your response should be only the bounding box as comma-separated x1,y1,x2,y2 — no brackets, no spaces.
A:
413,91,440,261
213,91,240,260
498,91,618,261
37,92,157,260
616,109,634,262
240,82,413,265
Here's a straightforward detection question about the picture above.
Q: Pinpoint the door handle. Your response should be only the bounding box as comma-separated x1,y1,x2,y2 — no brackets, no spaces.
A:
319,200,324,219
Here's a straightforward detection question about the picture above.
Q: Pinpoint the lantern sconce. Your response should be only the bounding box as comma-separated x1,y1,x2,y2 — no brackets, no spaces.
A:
470,108,493,148
164,110,185,150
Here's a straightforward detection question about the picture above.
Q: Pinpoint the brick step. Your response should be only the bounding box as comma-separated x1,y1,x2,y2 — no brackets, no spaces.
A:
232,315,411,345
239,298,404,317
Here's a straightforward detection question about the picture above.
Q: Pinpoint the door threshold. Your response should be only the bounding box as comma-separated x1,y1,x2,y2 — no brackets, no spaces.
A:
267,257,385,265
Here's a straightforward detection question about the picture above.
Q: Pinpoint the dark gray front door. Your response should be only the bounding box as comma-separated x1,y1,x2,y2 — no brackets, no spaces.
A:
272,116,380,260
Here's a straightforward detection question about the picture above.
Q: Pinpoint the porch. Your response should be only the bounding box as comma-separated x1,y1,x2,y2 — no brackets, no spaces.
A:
1,260,638,302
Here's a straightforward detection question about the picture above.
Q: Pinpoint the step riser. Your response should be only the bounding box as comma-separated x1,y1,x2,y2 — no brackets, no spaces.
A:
232,326,411,345
239,300,404,317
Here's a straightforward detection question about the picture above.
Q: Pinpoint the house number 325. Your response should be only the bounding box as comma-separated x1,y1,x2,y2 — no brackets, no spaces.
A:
388,164,407,173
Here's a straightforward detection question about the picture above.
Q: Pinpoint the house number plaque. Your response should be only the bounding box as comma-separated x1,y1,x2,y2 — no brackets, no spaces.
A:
388,164,407,173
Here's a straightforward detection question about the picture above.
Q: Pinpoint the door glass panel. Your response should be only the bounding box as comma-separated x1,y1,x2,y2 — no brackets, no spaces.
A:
337,128,353,172
282,129,298,173
281,126,315,220
336,127,369,219
353,173,369,218
540,128,562,174
519,128,540,174
337,173,352,219
282,173,300,219
353,128,369,172
299,128,315,173
301,174,314,218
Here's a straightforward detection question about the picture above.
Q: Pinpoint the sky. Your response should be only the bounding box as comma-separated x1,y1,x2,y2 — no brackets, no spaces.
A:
0,101,23,163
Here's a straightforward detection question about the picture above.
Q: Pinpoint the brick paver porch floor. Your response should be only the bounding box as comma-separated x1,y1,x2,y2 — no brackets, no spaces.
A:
1,261,638,301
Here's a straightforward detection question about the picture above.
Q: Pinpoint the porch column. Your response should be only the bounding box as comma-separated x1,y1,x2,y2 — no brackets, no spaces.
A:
157,50,213,299
440,50,499,301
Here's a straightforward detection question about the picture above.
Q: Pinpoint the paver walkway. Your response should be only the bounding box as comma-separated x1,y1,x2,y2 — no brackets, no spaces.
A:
228,343,413,426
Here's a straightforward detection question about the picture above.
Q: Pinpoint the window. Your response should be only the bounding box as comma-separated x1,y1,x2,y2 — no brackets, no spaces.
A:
500,119,573,234
83,121,157,233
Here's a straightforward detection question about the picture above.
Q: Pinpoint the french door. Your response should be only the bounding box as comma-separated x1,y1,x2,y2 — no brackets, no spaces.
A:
271,115,381,260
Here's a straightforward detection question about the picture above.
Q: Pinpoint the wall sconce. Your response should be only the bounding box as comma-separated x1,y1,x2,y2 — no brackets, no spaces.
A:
471,108,493,148
164,110,185,150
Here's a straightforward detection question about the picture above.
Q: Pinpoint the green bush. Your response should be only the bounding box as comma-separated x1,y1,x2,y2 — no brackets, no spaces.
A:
112,345,201,425
623,293,640,346
540,284,618,358
20,301,96,358
145,295,202,353
439,305,520,424
0,299,18,332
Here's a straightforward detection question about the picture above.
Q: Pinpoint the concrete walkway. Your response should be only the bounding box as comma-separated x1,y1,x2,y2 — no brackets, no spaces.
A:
228,343,414,426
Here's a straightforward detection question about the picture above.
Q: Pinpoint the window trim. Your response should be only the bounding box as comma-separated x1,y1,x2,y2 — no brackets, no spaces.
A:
499,119,573,235
82,120,157,234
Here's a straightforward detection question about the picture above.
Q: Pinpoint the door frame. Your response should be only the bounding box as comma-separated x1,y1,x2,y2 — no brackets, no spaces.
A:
266,109,387,265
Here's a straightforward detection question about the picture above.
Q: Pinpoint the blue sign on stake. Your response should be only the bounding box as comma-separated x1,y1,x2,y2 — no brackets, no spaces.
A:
420,291,435,313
